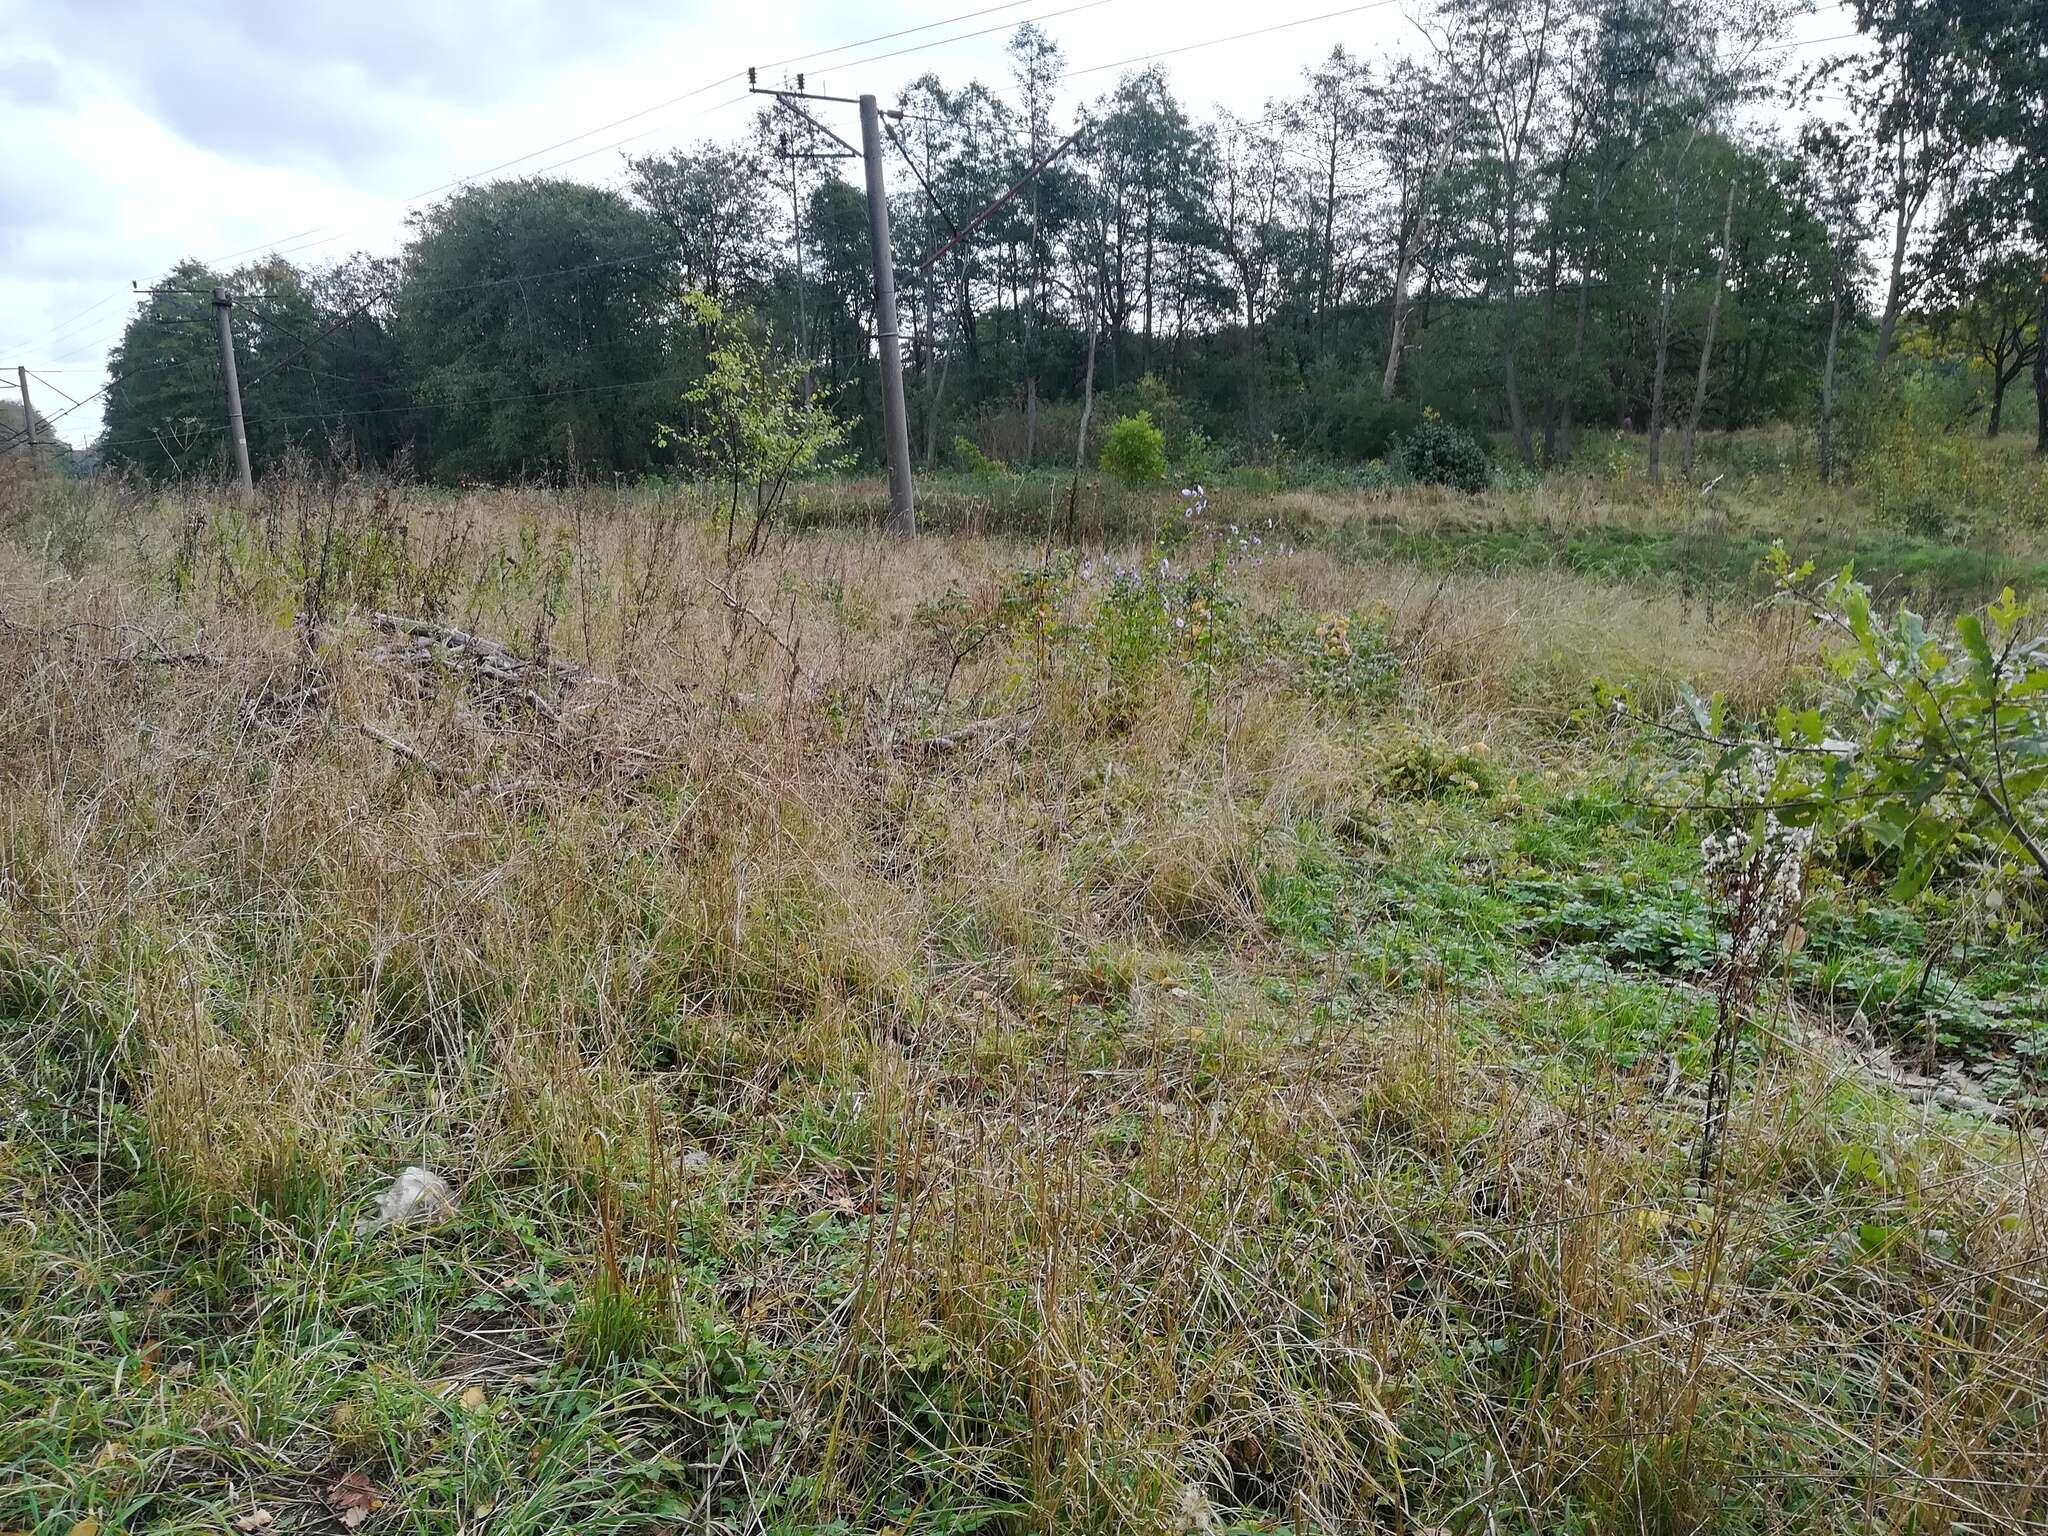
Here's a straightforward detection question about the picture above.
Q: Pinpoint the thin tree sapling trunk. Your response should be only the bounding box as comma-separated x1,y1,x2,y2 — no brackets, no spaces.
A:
1647,258,1677,486
1820,286,1844,483
2036,280,2048,457
1070,306,1099,541
1683,183,1738,481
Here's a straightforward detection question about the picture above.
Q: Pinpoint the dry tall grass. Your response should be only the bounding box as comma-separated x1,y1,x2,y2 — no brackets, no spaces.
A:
2,471,2044,1534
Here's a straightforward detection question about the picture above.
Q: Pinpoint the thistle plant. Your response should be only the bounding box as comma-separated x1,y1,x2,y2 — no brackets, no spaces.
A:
1696,751,1812,1186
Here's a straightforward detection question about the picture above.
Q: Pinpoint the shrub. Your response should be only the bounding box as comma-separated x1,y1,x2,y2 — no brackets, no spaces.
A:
951,435,1012,484
1133,373,1194,457
1297,609,1400,709
1396,413,1491,493
1179,427,1224,485
1339,399,1426,462
1851,391,2048,537
1351,459,1400,495
1689,561,2048,900
658,290,846,562
1100,411,1169,487
1223,464,1285,495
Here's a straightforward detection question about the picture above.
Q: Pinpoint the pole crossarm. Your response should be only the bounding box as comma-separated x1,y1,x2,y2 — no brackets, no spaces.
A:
765,93,862,159
747,84,904,116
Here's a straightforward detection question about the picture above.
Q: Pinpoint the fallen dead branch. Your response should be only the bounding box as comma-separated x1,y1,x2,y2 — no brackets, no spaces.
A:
1,613,224,669
704,579,817,689
912,713,1033,757
357,721,446,780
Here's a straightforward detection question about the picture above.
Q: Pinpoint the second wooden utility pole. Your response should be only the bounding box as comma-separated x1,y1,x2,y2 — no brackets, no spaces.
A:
858,94,915,538
16,367,35,456
212,286,254,501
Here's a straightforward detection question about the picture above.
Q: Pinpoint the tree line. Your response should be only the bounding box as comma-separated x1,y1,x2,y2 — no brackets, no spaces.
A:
95,0,2047,486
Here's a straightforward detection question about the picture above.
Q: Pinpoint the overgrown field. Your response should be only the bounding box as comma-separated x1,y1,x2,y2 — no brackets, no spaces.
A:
4,465,2047,1534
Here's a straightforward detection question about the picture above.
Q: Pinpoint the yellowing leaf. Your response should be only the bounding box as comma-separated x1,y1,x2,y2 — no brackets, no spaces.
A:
232,1511,276,1534
69,1520,100,1536
458,1384,488,1412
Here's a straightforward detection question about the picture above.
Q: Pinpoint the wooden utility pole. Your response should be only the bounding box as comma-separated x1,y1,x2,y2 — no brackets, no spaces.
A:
858,95,914,538
212,286,254,501
15,367,35,457
753,76,914,537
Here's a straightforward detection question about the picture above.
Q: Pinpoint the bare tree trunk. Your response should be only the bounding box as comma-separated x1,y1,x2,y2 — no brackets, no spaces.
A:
1381,149,1450,402
1559,262,1590,465
1538,222,1564,462
1024,376,1038,465
1380,251,1417,401
1682,184,1738,481
2036,280,2048,457
1820,287,1844,483
1243,307,1259,441
1498,172,1531,465
1069,305,1100,541
1871,115,1928,375
924,350,951,468
1141,202,1156,375
1644,158,1691,489
1502,296,1531,465
1873,197,1911,373
1321,134,1339,360
1647,262,1676,486
1989,374,2006,439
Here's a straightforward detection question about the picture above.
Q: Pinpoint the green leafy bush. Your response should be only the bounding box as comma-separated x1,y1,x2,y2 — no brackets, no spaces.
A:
1350,460,1399,495
1178,427,1223,485
658,290,846,562
951,435,1012,483
1396,412,1491,493
1099,411,1169,487
1222,464,1285,495
1866,414,2046,537
1689,556,2048,899
1133,373,1194,457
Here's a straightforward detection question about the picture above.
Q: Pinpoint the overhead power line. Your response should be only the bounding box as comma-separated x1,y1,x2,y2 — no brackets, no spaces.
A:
0,289,130,357
26,371,85,410
1060,0,1400,82
212,0,1122,272
823,0,1116,75
757,0,1051,73
239,289,392,392
238,371,694,429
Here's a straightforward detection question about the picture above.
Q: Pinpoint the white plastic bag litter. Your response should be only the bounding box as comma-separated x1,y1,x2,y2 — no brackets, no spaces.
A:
356,1166,458,1235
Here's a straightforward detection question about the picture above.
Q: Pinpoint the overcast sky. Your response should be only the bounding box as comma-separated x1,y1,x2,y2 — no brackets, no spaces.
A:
2,0,1862,447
